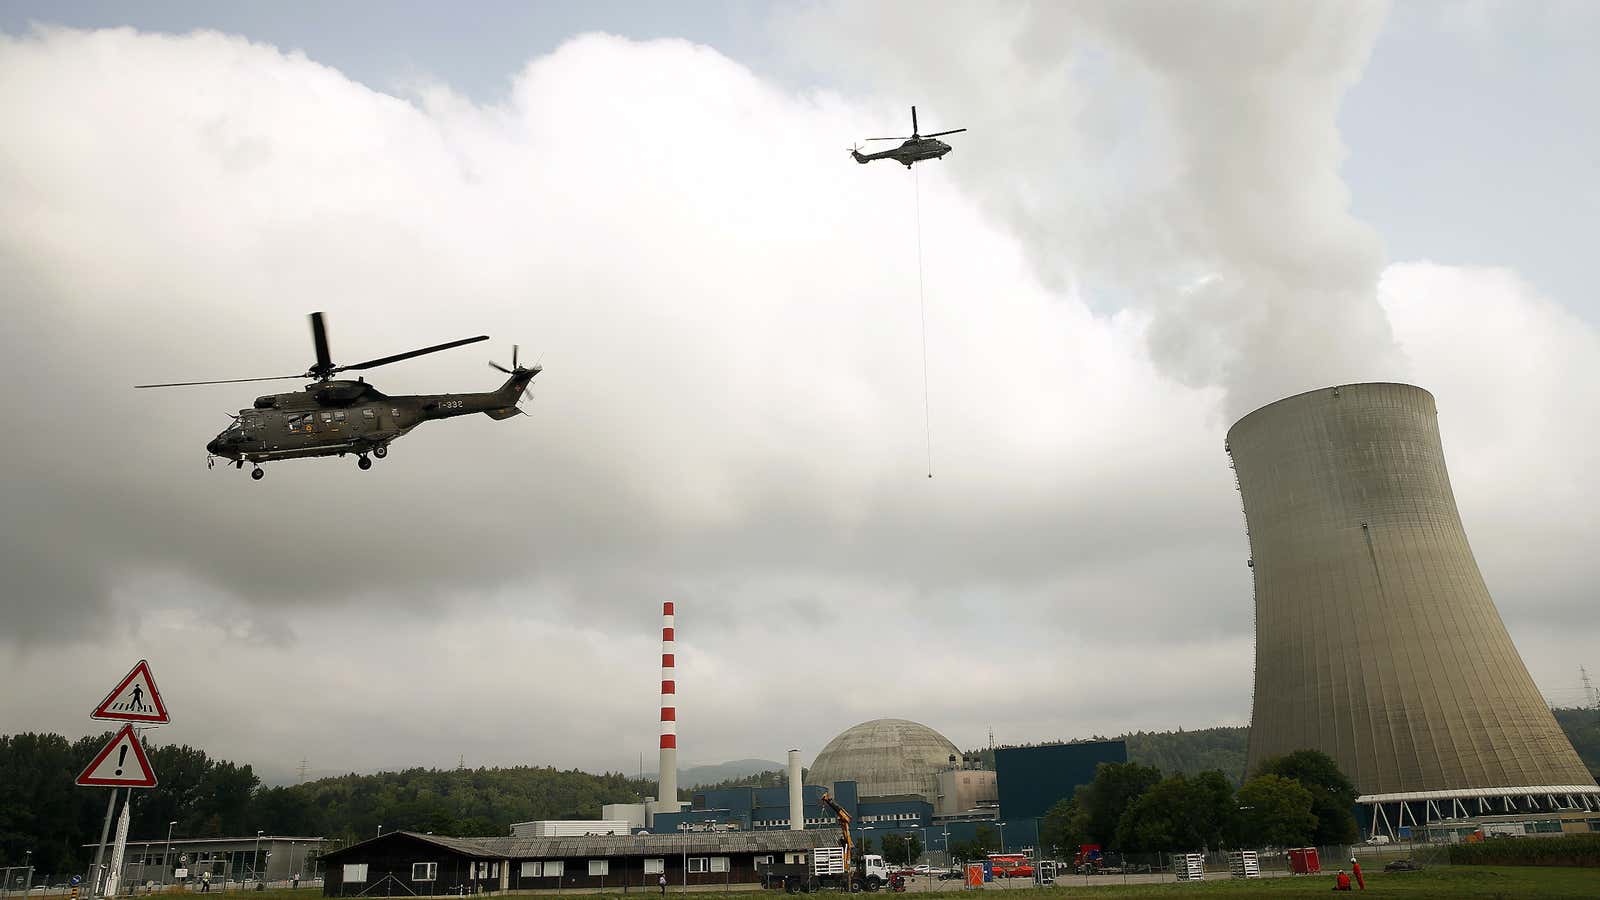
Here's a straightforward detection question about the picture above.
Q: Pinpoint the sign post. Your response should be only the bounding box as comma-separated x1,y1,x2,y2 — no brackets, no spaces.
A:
80,660,169,897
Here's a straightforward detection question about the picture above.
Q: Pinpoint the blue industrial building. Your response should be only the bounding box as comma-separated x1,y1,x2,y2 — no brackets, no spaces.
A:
650,736,1129,856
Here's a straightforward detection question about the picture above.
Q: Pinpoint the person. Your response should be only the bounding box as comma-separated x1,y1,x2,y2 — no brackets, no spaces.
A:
200,873,210,893
1332,869,1351,891
1350,857,1364,890
658,874,667,895
292,873,301,889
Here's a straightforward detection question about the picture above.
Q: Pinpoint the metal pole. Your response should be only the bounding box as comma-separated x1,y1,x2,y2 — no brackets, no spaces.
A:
162,823,176,889
89,791,117,895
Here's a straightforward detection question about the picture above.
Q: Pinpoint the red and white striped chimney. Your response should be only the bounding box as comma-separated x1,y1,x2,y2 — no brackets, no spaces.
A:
657,601,678,809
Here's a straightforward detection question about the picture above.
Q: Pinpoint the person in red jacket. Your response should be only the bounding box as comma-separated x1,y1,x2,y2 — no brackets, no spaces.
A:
1350,857,1365,890
1332,870,1352,891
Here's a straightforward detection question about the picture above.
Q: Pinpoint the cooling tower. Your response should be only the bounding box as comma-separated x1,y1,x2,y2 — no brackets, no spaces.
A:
1227,384,1596,823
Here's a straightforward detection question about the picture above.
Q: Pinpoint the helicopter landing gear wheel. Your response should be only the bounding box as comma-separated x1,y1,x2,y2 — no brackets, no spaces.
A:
373,445,388,459
358,455,372,470
250,467,264,480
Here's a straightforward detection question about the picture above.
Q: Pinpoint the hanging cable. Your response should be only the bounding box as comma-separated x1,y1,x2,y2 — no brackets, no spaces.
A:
914,165,932,478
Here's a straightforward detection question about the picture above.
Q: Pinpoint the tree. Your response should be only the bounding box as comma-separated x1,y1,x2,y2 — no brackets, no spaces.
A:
880,833,908,866
1234,775,1317,848
1074,762,1163,846
1039,797,1089,857
973,825,998,854
906,833,923,863
1253,750,1357,844
1113,771,1237,852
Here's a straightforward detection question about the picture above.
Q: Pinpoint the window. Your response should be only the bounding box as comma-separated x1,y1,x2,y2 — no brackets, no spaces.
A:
519,862,541,878
710,857,729,873
363,409,375,419
412,863,437,882
492,864,500,878
754,856,772,868
334,411,347,422
342,865,367,884
543,861,563,878
644,859,663,875
288,413,314,433
784,853,807,865
588,860,609,877
320,412,333,422
687,857,709,874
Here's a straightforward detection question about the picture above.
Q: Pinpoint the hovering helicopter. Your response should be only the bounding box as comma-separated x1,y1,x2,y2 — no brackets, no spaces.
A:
135,312,540,479
850,105,967,168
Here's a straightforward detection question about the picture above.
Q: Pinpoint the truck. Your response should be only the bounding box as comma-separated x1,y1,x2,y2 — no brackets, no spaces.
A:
760,848,892,893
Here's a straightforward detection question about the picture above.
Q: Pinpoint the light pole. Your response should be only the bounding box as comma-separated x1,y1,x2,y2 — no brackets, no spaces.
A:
996,822,1006,853
23,850,32,895
253,831,263,887
162,821,177,888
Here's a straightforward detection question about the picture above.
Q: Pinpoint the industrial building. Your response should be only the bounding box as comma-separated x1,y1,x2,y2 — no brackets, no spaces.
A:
806,719,961,801
994,740,1127,821
1227,383,1600,837
87,835,325,886
319,830,833,896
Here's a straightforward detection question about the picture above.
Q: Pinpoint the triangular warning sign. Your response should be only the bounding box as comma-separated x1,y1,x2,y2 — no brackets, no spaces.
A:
76,724,158,788
92,659,169,724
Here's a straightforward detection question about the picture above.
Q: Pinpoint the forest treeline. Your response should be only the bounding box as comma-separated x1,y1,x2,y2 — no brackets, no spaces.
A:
0,732,654,880
4,708,1595,879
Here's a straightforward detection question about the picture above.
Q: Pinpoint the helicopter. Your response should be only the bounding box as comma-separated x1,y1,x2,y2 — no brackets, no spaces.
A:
850,106,967,168
135,312,540,479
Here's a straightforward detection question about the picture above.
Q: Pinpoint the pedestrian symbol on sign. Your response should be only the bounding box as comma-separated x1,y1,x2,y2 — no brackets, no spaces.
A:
91,660,170,725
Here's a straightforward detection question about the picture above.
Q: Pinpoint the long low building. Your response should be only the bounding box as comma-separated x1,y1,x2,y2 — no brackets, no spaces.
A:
320,829,837,896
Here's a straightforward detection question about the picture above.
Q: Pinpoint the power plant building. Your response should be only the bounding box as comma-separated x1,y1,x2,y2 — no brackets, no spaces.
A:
1227,383,1599,836
805,719,961,801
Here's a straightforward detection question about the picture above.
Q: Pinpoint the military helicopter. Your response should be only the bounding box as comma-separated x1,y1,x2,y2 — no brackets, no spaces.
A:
850,106,967,168
135,312,540,479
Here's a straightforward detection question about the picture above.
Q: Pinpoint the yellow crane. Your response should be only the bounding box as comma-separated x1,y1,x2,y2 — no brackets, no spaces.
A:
817,791,854,881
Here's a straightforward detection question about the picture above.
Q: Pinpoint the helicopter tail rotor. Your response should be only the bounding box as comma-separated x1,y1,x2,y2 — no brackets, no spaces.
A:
489,344,530,375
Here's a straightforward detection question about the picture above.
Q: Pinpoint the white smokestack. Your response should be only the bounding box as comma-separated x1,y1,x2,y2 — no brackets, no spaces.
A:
657,601,678,811
788,749,803,830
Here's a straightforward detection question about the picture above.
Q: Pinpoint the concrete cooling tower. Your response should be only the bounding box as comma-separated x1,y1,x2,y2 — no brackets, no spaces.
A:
1227,383,1597,836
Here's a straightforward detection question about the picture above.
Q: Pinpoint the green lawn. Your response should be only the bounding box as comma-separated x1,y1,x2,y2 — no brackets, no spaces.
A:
205,869,1600,900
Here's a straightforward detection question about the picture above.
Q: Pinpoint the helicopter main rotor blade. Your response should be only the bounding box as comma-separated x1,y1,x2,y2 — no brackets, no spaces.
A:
337,335,490,372
865,136,911,142
911,105,918,135
923,128,967,138
309,312,333,377
135,374,306,389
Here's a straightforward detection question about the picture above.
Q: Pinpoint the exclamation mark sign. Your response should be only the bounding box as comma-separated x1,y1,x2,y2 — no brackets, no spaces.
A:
115,745,128,776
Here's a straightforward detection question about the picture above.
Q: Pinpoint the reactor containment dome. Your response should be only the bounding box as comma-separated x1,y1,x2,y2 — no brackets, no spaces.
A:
807,718,961,801
1227,383,1598,837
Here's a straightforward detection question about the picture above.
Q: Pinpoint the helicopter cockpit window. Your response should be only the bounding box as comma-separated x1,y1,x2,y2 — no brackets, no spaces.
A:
320,412,333,422
287,413,314,433
362,408,375,419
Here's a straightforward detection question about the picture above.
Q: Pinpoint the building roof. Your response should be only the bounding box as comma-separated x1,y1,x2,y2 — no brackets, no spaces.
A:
84,836,323,849
807,718,960,801
324,829,837,861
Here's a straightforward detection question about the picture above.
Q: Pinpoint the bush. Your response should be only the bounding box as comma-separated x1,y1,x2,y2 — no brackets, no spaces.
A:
1447,834,1600,867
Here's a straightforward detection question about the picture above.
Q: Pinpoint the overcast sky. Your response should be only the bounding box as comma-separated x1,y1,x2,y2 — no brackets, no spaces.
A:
1,1,1596,786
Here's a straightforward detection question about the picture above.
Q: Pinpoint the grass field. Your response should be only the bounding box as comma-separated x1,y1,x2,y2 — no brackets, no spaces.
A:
219,867,1598,900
